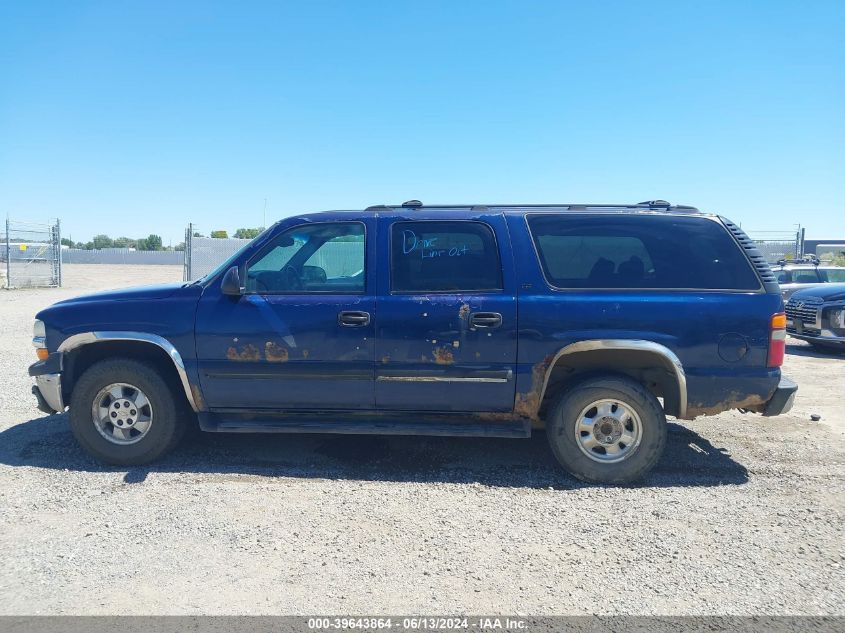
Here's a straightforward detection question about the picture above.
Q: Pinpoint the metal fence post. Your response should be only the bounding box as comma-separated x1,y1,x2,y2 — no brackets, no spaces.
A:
5,217,10,289
55,219,62,287
185,223,193,281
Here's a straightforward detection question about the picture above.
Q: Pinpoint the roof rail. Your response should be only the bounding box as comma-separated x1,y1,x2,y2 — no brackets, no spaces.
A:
365,201,700,213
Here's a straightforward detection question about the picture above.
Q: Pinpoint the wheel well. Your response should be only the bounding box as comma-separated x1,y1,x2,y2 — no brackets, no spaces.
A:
538,349,683,419
63,341,189,409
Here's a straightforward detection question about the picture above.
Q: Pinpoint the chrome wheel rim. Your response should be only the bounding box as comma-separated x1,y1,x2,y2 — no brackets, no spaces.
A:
91,383,153,445
575,398,642,463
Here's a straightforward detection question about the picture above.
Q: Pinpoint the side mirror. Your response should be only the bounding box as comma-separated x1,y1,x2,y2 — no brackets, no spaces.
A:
221,266,243,296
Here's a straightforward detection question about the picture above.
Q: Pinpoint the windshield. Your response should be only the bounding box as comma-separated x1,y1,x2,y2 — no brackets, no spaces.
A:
189,227,274,284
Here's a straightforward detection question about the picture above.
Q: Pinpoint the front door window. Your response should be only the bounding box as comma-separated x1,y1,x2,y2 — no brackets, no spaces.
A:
246,223,365,294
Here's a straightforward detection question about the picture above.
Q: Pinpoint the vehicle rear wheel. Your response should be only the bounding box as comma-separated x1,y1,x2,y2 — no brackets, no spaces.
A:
69,358,186,465
546,375,667,484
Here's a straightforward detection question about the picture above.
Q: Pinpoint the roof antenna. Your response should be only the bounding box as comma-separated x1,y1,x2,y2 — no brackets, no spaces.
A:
402,200,423,208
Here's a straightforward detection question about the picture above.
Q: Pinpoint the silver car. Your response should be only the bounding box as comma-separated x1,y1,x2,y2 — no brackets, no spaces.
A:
771,260,845,300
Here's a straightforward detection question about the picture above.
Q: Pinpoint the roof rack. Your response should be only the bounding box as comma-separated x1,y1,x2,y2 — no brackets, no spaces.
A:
776,254,820,267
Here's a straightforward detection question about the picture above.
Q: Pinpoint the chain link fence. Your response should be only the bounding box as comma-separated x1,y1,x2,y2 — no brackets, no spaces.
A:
63,248,183,265
1,218,62,288
184,225,250,281
745,230,802,263
183,224,363,281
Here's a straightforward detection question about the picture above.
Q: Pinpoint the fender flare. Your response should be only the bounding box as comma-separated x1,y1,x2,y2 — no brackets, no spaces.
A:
536,339,688,419
58,331,201,412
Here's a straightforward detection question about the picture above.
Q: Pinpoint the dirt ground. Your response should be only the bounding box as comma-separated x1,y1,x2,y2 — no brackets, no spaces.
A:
0,264,843,615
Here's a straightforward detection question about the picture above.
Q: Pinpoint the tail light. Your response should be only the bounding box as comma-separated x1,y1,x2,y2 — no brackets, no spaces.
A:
768,313,786,367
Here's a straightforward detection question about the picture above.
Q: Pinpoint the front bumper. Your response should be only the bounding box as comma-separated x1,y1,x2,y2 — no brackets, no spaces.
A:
32,374,64,414
762,376,797,416
787,329,845,348
786,305,845,347
29,353,65,414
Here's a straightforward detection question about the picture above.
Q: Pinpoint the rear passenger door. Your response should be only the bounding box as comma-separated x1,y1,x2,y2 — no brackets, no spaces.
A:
375,210,517,412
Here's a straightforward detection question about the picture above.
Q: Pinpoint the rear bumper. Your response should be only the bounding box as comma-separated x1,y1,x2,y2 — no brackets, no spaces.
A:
762,376,797,417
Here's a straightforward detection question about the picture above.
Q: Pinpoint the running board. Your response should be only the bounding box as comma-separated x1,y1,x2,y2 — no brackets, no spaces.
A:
198,412,531,438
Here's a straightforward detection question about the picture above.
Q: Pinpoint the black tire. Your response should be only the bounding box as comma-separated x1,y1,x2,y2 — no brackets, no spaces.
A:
69,358,186,465
546,375,667,485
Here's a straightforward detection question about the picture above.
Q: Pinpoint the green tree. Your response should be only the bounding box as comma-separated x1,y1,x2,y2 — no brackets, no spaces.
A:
234,227,263,239
92,234,113,249
138,234,163,251
83,241,94,250
210,230,229,239
113,236,136,249
193,231,204,238
174,242,186,251
60,238,74,247
135,238,148,251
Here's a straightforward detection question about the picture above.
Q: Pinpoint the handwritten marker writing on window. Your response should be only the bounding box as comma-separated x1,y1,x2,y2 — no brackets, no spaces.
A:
402,230,469,259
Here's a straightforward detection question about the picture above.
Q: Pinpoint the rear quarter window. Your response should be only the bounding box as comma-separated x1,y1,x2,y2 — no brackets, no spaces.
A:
819,269,845,283
527,214,761,290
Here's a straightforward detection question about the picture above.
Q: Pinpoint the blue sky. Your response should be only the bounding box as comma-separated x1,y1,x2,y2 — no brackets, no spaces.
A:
1,0,843,245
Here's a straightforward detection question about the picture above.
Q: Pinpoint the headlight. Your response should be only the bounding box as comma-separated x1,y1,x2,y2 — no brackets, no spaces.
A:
33,320,46,346
33,320,48,359
831,308,845,329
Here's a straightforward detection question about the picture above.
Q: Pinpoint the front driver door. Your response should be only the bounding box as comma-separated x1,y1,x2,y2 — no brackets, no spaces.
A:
194,219,376,410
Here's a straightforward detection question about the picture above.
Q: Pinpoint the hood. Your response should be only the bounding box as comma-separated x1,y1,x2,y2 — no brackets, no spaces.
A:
790,283,845,302
53,282,186,305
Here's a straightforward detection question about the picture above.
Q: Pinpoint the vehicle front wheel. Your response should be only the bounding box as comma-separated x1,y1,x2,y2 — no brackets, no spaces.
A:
546,375,667,484
69,358,186,465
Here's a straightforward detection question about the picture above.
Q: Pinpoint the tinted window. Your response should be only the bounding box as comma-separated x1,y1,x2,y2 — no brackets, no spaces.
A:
246,222,365,293
391,221,502,292
793,271,821,283
527,214,761,290
775,271,791,283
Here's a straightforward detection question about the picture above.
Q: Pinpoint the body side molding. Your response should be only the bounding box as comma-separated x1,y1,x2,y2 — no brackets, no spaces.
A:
58,331,201,412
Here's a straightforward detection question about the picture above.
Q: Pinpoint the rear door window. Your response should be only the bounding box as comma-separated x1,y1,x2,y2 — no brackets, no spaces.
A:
527,214,761,290
390,221,503,292
793,270,822,283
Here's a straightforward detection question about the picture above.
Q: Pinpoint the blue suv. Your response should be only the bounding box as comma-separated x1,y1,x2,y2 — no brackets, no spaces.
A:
30,201,797,483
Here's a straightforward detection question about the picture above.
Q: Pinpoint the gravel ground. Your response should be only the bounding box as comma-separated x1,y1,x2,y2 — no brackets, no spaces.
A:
0,265,843,615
